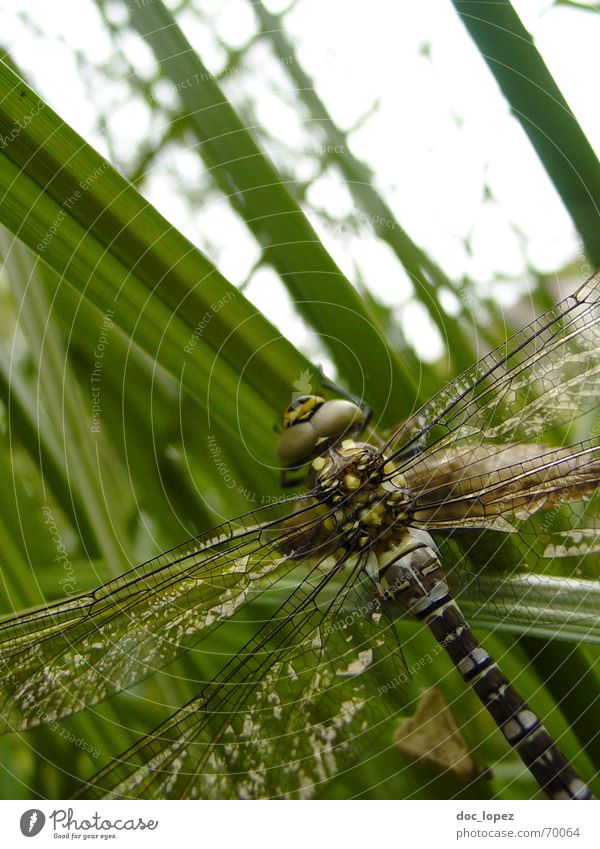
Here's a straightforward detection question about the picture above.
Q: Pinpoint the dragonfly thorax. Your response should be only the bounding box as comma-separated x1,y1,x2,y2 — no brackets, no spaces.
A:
310,438,410,550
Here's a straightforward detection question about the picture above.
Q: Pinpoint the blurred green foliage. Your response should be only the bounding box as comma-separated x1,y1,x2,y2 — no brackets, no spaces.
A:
0,0,598,800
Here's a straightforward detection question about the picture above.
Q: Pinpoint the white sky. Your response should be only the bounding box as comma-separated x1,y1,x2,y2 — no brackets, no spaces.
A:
1,0,599,362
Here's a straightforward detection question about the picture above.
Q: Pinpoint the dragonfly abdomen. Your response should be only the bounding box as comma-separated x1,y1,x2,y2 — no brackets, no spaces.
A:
380,532,595,800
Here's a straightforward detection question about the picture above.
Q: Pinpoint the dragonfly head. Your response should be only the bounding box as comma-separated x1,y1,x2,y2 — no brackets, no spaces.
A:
276,395,366,469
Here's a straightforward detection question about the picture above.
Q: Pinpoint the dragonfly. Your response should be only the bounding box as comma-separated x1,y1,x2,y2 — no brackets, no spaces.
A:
1,271,599,801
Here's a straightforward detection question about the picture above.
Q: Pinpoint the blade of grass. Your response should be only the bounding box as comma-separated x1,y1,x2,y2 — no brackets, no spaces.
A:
0,232,132,569
452,0,600,267
250,0,475,378
0,344,97,550
0,59,310,456
517,636,600,777
118,0,415,417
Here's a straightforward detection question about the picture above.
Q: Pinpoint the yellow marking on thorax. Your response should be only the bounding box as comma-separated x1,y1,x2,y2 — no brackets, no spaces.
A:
343,473,361,490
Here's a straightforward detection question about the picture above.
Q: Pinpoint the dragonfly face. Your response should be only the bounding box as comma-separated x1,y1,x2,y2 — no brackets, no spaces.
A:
276,394,367,468
1,272,600,800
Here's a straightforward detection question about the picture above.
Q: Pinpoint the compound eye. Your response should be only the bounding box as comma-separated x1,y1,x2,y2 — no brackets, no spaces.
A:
277,421,319,467
310,399,365,441
282,395,325,429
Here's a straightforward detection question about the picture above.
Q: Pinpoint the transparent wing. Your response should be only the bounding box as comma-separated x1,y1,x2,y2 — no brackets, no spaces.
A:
385,271,600,459
403,441,599,531
442,484,600,642
77,548,410,800
0,500,320,733
398,440,600,637
380,271,600,637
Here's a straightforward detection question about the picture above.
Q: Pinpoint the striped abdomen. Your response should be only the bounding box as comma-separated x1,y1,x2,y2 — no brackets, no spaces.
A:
381,532,594,800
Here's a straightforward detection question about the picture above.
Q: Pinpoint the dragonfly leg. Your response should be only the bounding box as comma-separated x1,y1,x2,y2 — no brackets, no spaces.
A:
381,539,595,800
